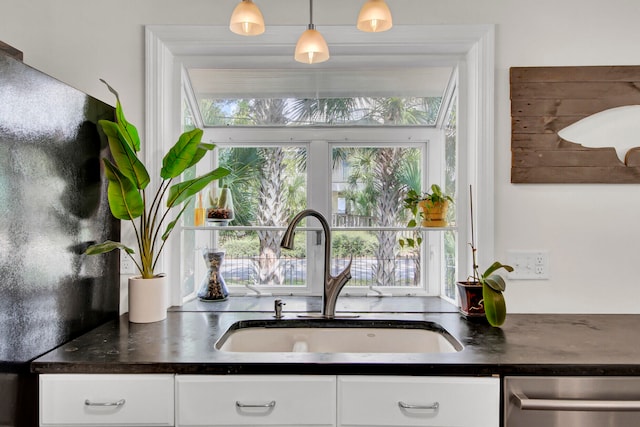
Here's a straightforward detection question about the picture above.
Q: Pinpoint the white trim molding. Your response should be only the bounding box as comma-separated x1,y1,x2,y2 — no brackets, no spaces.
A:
145,24,495,304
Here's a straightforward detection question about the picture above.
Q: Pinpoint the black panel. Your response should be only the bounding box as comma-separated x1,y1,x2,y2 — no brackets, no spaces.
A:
0,52,119,366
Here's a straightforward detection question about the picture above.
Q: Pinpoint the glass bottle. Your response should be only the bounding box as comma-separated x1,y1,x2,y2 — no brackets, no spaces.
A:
197,249,229,301
194,192,205,226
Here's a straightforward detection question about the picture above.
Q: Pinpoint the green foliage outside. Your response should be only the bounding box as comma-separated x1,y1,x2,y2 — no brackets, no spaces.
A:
331,232,378,257
220,232,307,258
220,231,377,259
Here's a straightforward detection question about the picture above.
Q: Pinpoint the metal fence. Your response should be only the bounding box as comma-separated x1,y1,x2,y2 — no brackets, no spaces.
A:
221,254,421,288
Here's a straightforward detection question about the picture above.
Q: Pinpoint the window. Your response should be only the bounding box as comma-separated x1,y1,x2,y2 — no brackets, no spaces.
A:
180,93,454,298
146,24,495,306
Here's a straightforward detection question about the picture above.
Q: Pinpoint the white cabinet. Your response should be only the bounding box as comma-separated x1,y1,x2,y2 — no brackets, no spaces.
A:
39,374,174,426
175,375,336,427
40,373,499,427
174,375,498,427
338,376,500,427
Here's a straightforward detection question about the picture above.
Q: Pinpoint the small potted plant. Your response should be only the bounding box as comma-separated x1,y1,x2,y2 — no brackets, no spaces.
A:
85,80,230,323
399,184,453,248
457,244,513,327
418,184,453,227
206,184,235,226
456,186,513,327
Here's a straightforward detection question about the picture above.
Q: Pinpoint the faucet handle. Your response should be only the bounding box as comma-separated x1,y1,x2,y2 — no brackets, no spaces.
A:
340,256,353,279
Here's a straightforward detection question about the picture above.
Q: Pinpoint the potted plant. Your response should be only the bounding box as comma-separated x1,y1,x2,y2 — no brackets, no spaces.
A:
399,184,453,248
85,80,230,323
418,184,453,227
456,186,513,327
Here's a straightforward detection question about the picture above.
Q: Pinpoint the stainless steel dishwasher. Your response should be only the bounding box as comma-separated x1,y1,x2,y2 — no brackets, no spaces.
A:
505,376,640,427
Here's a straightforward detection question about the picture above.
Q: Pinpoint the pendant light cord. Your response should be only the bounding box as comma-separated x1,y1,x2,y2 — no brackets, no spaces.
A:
308,0,315,30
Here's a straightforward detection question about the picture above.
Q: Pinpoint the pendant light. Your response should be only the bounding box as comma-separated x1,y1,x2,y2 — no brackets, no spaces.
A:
294,0,330,64
229,0,265,36
357,0,393,33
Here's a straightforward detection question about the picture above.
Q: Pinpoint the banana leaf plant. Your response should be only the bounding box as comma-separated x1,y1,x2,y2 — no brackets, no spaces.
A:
85,80,230,278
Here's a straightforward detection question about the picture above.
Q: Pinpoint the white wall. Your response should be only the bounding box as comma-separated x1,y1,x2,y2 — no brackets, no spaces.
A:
3,0,640,314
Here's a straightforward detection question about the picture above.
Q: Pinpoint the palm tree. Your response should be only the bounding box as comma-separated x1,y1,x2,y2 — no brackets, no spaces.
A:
212,99,291,285
345,146,409,286
286,98,365,125
255,146,288,284
248,99,289,285
371,147,408,286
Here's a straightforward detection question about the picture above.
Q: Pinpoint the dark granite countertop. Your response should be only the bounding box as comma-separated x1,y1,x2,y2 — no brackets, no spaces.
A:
30,297,640,376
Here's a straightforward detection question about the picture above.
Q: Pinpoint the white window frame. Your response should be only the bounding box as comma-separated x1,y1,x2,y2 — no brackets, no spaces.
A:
200,129,442,297
145,24,495,307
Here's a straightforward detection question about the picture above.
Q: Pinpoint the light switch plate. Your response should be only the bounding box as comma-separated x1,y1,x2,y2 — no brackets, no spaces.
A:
506,250,549,280
120,254,136,275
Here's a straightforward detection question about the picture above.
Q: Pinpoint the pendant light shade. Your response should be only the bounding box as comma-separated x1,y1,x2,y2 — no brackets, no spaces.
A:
229,0,265,36
295,0,330,64
295,26,330,64
357,0,393,33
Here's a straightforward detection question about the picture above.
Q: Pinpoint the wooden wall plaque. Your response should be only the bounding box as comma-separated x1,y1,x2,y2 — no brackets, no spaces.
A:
0,41,23,61
511,66,640,183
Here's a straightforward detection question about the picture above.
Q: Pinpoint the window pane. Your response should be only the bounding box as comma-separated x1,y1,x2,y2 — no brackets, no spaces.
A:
215,146,307,287
218,230,308,287
188,66,453,127
182,99,196,131
198,97,442,127
443,95,458,299
332,230,419,287
332,146,422,288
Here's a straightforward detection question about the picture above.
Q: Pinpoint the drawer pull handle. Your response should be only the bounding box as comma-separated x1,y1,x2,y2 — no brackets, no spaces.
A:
84,399,126,407
514,393,640,412
236,400,276,409
398,401,439,410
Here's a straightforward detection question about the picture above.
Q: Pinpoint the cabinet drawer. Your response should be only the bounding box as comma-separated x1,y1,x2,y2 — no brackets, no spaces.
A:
176,375,336,426
40,374,174,426
338,376,499,427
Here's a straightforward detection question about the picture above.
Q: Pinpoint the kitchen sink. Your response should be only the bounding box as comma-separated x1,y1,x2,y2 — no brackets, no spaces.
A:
215,319,463,353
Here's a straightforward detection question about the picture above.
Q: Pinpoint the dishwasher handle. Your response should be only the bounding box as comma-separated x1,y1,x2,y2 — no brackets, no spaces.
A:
513,393,640,412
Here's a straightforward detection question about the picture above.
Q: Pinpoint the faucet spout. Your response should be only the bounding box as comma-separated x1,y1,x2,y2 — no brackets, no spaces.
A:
280,209,352,318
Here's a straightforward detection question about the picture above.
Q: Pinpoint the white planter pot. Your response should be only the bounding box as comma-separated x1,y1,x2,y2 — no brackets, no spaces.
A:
128,275,168,323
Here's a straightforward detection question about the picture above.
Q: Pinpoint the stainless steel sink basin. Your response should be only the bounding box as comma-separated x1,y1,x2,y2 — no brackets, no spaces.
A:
215,319,463,353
